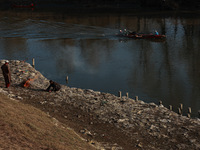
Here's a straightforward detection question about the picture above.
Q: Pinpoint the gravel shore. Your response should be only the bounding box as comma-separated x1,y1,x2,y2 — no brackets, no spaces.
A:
0,60,200,150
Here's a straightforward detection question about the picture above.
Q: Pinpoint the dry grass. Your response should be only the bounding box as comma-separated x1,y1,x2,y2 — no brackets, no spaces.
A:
0,93,95,150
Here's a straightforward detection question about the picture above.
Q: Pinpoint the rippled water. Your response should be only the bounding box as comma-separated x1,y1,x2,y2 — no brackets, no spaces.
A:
0,10,200,117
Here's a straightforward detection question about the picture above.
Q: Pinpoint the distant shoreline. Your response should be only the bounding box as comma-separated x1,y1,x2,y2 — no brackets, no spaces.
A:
0,0,200,13
0,6,200,15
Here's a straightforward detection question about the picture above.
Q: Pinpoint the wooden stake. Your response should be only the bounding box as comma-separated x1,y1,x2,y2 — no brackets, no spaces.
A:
32,58,35,68
178,108,182,115
180,103,183,111
188,107,192,114
187,113,191,118
135,96,138,101
126,92,129,98
118,91,121,98
169,105,173,111
66,76,68,84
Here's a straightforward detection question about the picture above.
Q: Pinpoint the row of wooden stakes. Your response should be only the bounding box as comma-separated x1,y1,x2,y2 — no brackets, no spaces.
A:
118,91,199,118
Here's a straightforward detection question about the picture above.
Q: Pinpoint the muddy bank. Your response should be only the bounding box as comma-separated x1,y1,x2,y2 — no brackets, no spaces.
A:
0,60,200,150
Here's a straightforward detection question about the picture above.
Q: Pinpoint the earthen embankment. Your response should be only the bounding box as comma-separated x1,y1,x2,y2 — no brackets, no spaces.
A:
0,60,200,149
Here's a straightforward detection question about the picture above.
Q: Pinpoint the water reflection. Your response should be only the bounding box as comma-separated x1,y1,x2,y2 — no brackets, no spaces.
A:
0,10,200,116
0,38,28,59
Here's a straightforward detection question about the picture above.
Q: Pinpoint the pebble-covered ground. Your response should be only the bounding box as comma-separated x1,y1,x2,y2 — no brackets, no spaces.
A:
0,60,200,150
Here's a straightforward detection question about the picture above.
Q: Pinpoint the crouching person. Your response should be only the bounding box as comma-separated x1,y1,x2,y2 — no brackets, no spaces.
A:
46,80,61,92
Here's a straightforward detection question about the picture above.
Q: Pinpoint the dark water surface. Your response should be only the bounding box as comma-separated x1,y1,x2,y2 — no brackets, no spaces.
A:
0,10,200,117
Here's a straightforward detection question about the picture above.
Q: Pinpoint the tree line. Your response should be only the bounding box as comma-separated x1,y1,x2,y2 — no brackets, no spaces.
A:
1,0,199,10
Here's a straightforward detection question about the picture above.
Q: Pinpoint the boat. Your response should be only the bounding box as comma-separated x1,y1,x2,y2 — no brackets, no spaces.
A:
117,29,166,40
11,3,35,8
137,34,166,39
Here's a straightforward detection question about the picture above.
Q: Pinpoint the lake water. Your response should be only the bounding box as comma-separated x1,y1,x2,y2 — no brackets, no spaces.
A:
0,10,200,117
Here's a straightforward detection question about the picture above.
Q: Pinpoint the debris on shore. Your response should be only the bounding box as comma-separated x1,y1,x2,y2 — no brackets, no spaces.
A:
0,60,200,150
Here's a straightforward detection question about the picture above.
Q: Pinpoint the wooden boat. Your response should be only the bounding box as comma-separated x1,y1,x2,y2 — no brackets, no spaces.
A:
11,3,35,8
117,30,166,40
138,34,166,39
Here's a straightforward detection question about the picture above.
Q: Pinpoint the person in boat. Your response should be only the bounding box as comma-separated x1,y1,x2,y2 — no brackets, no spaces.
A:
155,30,159,35
46,80,61,92
118,29,130,36
118,29,124,35
124,29,138,36
1,60,11,88
121,29,129,35
124,29,127,33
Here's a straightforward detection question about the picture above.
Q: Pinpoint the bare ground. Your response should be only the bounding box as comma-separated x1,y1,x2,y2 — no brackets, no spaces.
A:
0,93,96,150
0,60,200,150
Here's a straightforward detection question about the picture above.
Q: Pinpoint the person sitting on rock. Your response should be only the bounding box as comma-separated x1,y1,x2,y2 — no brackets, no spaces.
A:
46,80,61,92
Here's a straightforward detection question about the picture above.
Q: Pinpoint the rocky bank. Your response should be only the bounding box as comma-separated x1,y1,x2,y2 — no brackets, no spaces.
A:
0,60,200,150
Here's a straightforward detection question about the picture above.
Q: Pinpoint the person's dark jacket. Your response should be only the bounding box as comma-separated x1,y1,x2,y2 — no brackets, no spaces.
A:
1,63,11,85
46,81,61,92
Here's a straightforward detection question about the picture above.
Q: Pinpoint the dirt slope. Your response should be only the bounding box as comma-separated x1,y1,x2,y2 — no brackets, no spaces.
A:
0,93,96,150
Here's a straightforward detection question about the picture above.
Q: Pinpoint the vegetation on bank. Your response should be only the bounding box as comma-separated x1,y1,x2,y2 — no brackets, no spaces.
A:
0,93,95,150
